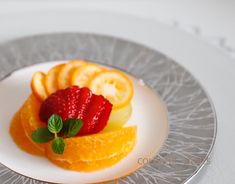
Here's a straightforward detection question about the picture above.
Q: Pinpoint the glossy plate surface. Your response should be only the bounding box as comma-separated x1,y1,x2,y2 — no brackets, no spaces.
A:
0,61,168,183
0,33,216,184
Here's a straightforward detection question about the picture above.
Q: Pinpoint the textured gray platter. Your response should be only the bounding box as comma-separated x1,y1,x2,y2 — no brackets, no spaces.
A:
0,33,216,184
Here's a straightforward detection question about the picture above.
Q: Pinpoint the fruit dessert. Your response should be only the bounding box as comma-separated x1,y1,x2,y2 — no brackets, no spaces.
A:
9,60,136,171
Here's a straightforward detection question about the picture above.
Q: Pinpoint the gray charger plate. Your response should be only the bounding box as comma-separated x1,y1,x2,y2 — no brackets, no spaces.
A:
0,33,216,184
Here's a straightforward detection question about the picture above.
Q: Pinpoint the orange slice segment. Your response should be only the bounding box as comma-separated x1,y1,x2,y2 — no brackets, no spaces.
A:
45,126,137,171
47,152,130,172
71,64,104,87
45,64,64,95
88,70,134,109
10,111,44,156
57,60,86,89
20,95,46,154
31,71,48,101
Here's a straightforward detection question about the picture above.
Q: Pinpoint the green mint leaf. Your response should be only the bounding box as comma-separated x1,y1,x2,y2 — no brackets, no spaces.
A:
51,137,65,154
48,114,63,134
62,119,83,138
32,128,54,143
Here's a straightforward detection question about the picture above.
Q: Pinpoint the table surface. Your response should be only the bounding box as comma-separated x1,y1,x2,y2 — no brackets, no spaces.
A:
0,1,235,184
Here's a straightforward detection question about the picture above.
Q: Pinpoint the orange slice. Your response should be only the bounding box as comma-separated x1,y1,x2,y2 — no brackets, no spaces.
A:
45,63,64,95
31,71,48,101
19,95,46,155
47,152,130,172
45,126,137,171
88,70,134,109
71,64,104,87
10,111,44,156
57,60,86,89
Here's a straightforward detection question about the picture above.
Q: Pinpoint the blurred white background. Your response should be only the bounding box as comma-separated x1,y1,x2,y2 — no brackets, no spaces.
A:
0,0,235,58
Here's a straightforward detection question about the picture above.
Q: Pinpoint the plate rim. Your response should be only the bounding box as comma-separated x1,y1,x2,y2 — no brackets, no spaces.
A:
0,32,217,184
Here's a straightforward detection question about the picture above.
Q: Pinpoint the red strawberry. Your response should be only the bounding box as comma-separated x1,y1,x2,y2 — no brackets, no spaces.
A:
79,95,112,134
93,100,112,133
39,86,81,122
76,87,93,120
39,86,112,135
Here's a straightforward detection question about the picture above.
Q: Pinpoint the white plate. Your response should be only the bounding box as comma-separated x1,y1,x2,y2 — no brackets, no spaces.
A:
0,7,234,184
0,61,168,184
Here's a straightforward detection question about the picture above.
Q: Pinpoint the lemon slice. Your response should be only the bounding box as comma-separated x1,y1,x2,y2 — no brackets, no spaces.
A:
58,60,86,89
71,64,104,87
31,71,48,101
45,63,64,95
88,70,134,109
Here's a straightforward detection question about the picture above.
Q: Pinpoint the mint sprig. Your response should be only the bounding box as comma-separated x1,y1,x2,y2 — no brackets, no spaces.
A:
32,128,54,143
31,114,83,154
62,119,83,138
52,137,65,154
48,114,63,134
